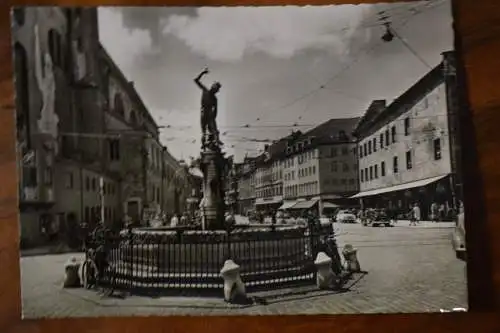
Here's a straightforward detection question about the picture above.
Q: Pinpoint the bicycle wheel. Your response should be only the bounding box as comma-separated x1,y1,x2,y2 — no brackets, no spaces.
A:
82,259,98,289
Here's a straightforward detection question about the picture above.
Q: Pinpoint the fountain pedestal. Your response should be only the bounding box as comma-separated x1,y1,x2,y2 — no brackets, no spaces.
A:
199,143,226,230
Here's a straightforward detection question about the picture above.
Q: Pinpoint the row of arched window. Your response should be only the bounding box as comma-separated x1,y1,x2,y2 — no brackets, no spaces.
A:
13,26,64,146
112,93,141,127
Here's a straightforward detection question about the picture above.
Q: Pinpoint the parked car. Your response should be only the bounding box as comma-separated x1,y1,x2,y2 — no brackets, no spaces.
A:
451,212,466,261
361,209,392,227
336,210,357,223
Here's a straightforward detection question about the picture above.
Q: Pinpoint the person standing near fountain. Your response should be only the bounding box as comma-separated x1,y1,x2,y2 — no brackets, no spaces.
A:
194,67,222,149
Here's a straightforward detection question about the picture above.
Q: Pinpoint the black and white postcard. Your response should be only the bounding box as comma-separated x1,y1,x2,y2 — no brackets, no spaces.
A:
12,1,468,318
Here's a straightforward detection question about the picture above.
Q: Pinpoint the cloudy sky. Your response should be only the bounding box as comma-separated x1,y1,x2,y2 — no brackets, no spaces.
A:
97,0,453,162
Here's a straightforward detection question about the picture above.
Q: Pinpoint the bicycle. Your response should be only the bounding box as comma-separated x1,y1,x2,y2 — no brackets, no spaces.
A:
321,233,345,276
81,246,117,296
81,227,118,296
81,247,99,289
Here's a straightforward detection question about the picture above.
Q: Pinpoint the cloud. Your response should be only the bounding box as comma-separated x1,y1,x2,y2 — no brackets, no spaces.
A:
162,5,372,62
98,8,154,77
118,7,198,44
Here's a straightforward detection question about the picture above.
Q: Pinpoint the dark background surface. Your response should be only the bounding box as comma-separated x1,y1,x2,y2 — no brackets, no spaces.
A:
0,0,499,332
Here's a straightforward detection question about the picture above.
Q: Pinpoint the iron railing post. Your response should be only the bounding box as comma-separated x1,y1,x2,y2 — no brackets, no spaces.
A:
128,225,133,292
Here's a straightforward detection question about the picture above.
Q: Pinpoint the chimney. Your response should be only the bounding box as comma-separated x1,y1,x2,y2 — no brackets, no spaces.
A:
264,144,270,151
365,99,386,119
373,99,386,111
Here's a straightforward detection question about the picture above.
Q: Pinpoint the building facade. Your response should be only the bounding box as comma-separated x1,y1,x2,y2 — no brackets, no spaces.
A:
236,156,256,215
13,7,191,246
53,161,120,226
224,158,240,213
185,165,203,218
352,52,458,220
282,118,359,215
254,140,287,213
161,150,185,215
12,7,108,245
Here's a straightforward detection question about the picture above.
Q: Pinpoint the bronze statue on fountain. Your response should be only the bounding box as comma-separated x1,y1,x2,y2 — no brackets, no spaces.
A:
194,67,223,152
194,68,227,230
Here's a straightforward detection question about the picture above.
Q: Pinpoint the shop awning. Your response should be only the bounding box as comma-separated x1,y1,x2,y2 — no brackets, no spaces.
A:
255,198,282,206
323,202,340,209
278,201,298,210
290,199,319,210
350,174,449,199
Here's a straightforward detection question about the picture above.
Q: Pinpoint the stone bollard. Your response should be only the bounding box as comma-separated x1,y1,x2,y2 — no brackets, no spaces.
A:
342,244,361,273
314,252,336,290
219,259,246,303
63,257,81,288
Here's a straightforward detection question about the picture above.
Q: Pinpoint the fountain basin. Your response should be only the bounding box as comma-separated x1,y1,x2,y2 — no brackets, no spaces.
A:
110,224,330,289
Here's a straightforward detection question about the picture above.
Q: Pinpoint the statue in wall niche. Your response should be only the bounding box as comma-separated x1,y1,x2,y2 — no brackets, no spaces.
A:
72,39,87,81
194,67,222,149
34,25,59,146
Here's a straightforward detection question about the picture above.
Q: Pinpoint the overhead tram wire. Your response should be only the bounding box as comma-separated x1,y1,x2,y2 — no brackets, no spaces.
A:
159,110,454,133
288,0,446,124
239,3,438,126
158,110,454,144
157,1,445,133
157,1,447,141
387,24,433,69
273,0,446,126
234,21,393,127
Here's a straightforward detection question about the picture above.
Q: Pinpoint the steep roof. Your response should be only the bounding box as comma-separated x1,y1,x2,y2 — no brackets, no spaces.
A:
353,62,444,138
256,131,301,167
253,117,359,165
98,43,159,131
301,117,360,144
352,100,386,135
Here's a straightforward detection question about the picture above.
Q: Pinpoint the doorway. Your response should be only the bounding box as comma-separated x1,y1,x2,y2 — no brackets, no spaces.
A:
127,201,140,223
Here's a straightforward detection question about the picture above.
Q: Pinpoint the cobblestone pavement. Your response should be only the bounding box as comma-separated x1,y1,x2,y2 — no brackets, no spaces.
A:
21,223,467,318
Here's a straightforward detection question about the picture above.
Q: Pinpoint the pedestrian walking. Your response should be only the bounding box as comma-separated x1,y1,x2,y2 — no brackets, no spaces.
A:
409,203,421,226
431,202,439,222
180,213,188,226
387,206,397,224
438,204,445,221
170,214,179,227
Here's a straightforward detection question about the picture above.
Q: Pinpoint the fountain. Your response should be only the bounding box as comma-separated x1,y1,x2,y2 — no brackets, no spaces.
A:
198,136,227,230
195,67,226,230
109,69,333,293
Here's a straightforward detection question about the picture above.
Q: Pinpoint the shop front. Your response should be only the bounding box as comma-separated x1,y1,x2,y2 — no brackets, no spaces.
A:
321,202,340,217
288,198,319,216
255,197,283,215
351,174,453,221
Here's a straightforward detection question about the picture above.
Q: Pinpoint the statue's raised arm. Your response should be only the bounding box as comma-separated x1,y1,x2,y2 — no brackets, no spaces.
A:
194,67,209,91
